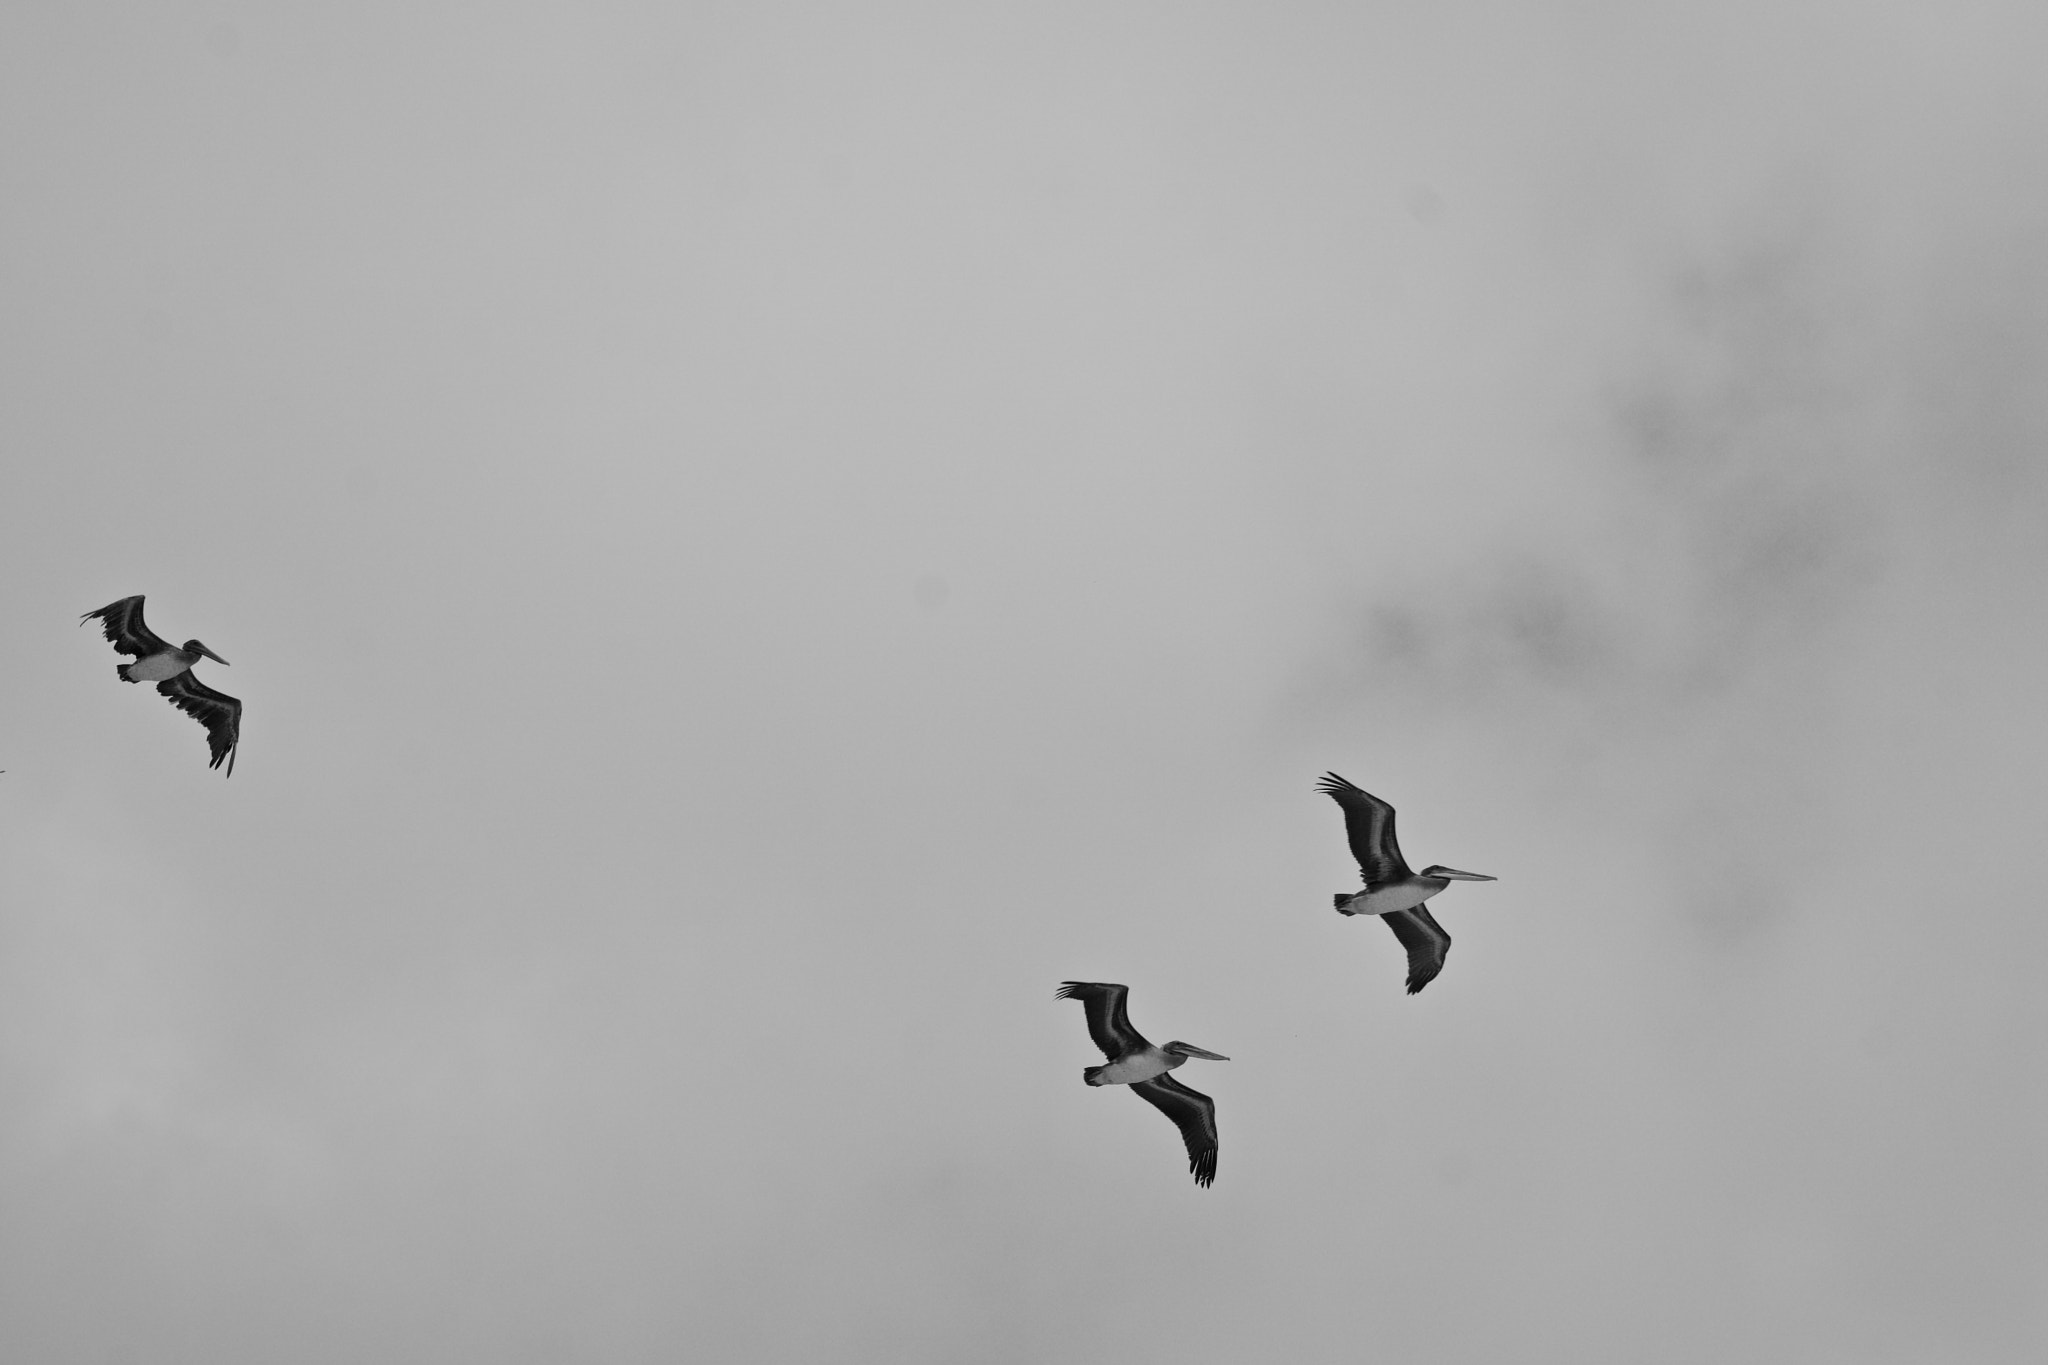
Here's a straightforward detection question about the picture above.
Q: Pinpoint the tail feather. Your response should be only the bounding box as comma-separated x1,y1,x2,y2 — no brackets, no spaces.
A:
117,663,135,683
1083,1065,1108,1086
1332,893,1354,913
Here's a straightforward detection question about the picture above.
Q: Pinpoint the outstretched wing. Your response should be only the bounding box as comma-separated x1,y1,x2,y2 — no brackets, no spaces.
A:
1381,905,1451,995
1130,1073,1218,1188
1055,981,1150,1058
157,671,241,776
82,596,171,659
1317,772,1412,883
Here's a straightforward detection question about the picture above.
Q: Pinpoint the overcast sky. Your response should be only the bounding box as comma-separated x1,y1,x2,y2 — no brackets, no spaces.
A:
4,3,2047,1362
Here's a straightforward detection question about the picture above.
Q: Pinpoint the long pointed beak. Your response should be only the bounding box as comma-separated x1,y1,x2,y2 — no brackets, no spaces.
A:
195,644,231,666
1180,1047,1231,1062
1437,868,1495,881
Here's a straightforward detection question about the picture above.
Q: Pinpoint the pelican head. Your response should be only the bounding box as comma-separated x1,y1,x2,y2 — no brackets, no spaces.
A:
1162,1042,1231,1062
182,640,231,666
1420,865,1494,881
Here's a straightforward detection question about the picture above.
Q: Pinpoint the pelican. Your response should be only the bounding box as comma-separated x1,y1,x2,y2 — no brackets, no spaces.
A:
82,595,241,776
1057,981,1227,1187
1318,772,1495,994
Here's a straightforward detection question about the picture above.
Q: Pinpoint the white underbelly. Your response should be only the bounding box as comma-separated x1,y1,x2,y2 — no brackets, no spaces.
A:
1095,1053,1172,1085
127,653,190,682
1352,882,1441,916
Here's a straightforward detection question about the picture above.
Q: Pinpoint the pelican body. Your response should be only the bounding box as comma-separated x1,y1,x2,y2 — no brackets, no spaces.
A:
1057,981,1227,1187
82,595,242,776
1318,772,1495,993
1341,868,1493,918
119,646,226,684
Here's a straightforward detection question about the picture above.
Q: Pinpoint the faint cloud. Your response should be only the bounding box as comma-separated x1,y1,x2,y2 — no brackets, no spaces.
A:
1349,219,1886,709
1404,184,1445,225
1358,555,1611,698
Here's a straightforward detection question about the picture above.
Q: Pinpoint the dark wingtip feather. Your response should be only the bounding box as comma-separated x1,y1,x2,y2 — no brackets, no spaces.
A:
1192,1152,1216,1188
80,597,124,627
82,596,154,653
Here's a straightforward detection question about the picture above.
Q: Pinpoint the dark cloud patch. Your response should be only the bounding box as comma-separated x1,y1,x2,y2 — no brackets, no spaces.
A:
1357,556,1614,702
1613,231,1886,653
1348,220,1884,706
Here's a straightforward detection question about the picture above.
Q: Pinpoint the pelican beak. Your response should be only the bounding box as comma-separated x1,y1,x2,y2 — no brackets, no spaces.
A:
1436,868,1495,881
194,644,231,666
1179,1046,1231,1062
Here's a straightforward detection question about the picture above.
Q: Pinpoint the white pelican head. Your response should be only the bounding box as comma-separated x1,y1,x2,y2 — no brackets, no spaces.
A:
1162,1042,1231,1062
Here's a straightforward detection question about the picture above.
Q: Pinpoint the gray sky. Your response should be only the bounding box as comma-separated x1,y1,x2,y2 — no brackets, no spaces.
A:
4,3,2047,1361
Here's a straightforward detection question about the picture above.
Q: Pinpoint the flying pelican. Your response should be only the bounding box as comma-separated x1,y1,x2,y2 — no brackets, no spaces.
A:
82,595,241,776
1318,772,1495,994
1057,981,1227,1187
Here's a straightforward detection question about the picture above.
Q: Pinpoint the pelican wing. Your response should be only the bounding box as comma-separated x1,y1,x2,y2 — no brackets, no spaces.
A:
1317,772,1412,883
1381,905,1451,995
156,671,241,776
1055,981,1151,1058
82,595,171,659
1130,1073,1218,1188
